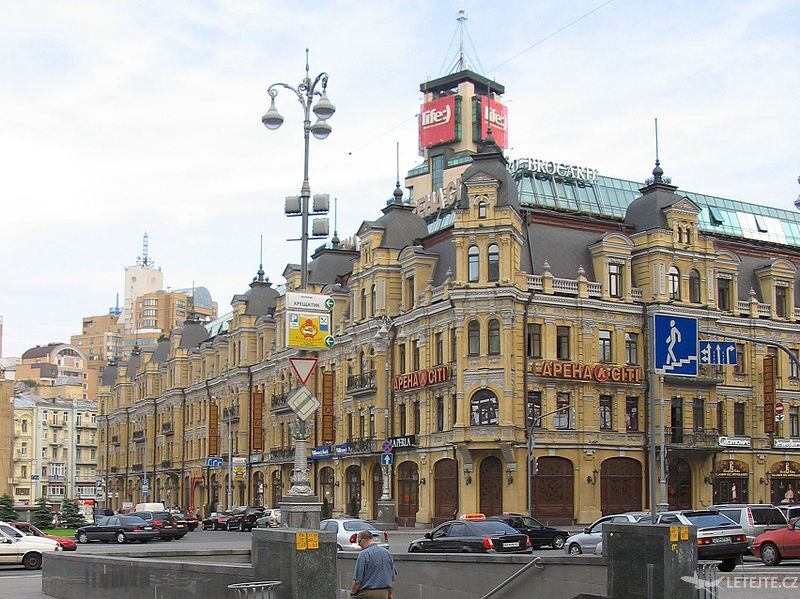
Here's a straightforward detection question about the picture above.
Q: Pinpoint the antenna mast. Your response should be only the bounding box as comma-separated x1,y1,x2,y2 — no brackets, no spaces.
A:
457,9,468,71
142,232,150,267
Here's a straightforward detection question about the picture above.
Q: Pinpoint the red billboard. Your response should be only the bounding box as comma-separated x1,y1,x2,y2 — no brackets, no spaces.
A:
480,96,508,149
419,96,457,150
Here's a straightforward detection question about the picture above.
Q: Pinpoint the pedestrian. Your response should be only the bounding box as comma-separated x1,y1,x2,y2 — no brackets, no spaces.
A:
350,529,396,598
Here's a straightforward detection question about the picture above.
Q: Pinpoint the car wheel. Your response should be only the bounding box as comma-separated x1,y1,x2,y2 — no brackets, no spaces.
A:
408,545,420,553
761,543,781,567
568,543,582,555
77,531,89,544
163,536,173,542
140,539,149,544
22,552,42,570
115,532,126,544
552,535,566,550
718,559,737,572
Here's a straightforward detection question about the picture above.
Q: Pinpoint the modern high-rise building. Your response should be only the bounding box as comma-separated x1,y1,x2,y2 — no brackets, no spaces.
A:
71,313,124,372
119,233,164,335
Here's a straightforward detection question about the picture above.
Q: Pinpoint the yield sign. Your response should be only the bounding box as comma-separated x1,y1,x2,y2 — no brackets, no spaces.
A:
289,356,318,386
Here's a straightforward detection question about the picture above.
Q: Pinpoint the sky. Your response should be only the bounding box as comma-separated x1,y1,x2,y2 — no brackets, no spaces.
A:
1,0,798,357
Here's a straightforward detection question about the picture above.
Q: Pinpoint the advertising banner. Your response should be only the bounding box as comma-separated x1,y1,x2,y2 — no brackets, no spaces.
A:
322,371,334,445
233,457,247,482
287,311,332,350
251,390,263,452
208,403,219,456
419,96,457,150
480,96,508,149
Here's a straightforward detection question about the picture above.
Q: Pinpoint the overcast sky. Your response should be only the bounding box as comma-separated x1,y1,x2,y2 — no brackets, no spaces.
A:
2,0,798,357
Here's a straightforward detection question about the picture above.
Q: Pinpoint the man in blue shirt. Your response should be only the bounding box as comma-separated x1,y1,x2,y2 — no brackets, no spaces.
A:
351,529,396,598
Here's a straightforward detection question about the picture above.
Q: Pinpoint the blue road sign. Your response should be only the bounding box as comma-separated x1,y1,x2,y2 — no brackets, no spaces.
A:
699,341,737,365
653,315,698,376
380,453,394,466
206,457,224,468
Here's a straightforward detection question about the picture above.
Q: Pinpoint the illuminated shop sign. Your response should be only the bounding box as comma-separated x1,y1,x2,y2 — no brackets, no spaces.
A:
535,361,642,383
510,158,598,183
718,436,751,448
480,96,508,149
393,365,450,391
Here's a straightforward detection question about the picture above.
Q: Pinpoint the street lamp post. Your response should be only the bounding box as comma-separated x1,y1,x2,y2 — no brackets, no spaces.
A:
262,50,334,520
526,404,573,517
373,316,398,530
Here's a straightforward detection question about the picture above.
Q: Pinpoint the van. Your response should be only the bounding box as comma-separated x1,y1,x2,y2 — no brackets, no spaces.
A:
134,502,166,513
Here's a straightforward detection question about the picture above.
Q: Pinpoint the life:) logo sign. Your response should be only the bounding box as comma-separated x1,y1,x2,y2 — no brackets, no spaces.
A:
419,96,457,149
480,97,508,149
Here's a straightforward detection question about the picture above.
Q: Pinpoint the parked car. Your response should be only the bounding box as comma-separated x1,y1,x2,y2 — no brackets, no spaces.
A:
75,515,159,544
408,519,530,554
711,504,787,549
11,521,77,551
174,512,199,532
225,506,251,531
255,508,281,528
0,521,61,569
564,513,647,555
203,511,230,531
128,511,185,540
752,516,800,566
320,518,390,552
653,510,748,572
776,504,800,523
230,507,265,532
488,513,569,549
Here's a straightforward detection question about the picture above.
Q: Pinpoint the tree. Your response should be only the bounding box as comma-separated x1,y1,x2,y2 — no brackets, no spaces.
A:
0,494,18,521
31,497,53,529
59,499,86,528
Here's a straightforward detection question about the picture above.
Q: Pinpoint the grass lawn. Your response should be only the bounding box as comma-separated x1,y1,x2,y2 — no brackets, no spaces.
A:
40,528,78,537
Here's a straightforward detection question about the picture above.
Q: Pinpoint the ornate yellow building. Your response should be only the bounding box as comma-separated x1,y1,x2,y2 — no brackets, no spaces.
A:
98,70,800,524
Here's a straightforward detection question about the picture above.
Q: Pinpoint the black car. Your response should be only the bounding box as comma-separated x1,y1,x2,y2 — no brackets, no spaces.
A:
128,511,186,540
174,512,199,532
408,519,531,554
76,515,159,544
489,514,569,549
202,511,230,530
231,507,265,532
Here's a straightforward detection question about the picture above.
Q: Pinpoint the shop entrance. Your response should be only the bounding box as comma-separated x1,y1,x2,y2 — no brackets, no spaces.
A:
532,456,574,525
397,461,419,527
770,461,800,505
713,459,749,504
601,457,642,515
479,456,503,516
668,458,692,510
433,458,458,526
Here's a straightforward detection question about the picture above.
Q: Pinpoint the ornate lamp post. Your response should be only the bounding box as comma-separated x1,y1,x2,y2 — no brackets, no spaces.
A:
373,316,398,529
262,50,334,520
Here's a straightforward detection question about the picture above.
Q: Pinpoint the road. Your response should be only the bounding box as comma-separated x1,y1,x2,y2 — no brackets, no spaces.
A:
2,529,798,598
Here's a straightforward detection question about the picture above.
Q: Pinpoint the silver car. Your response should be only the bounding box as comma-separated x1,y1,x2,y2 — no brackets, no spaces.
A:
255,508,281,528
565,513,647,555
710,504,787,549
320,518,389,552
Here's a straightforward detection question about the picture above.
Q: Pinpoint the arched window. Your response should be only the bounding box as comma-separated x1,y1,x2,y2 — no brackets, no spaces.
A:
370,284,376,316
21,419,28,433
689,270,701,303
468,246,479,282
478,202,487,219
685,228,692,245
470,389,499,426
468,320,480,355
668,266,681,300
488,319,500,355
487,244,500,282
360,288,367,320
677,228,684,243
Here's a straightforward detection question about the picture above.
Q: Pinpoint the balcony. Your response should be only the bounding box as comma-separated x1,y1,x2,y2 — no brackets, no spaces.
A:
271,393,291,414
160,459,172,469
76,439,95,447
111,435,120,447
161,422,174,436
268,447,295,463
346,370,377,395
222,405,240,423
666,428,721,449
49,421,64,429
49,440,62,447
132,430,145,443
131,463,143,472
349,437,377,455
47,473,66,482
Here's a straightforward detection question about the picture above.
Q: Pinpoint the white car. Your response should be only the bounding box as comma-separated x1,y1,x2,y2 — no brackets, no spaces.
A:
564,512,649,555
0,521,61,569
255,508,281,528
320,518,389,552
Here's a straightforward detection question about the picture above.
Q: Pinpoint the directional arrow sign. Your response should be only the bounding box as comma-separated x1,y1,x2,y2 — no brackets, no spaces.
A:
287,387,321,421
699,341,737,365
289,356,318,386
380,453,394,466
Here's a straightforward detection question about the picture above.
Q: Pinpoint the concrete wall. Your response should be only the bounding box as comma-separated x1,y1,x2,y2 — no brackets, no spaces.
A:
337,553,607,599
42,549,254,599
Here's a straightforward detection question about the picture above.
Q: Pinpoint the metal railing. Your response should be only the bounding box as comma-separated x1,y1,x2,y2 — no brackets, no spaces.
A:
695,561,719,598
346,370,377,393
480,557,544,598
228,581,281,599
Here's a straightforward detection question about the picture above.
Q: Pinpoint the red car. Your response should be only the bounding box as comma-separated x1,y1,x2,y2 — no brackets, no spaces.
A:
752,517,800,566
12,521,78,551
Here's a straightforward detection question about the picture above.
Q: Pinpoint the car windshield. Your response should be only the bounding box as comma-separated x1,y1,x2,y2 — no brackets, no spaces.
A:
751,507,787,525
684,512,737,528
343,521,375,532
469,521,517,535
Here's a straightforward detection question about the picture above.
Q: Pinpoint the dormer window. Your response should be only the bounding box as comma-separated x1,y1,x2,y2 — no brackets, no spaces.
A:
755,215,768,233
668,267,681,300
685,228,692,244
677,228,684,243
717,276,731,311
478,202,487,219
608,263,623,298
776,284,788,318
709,207,724,226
